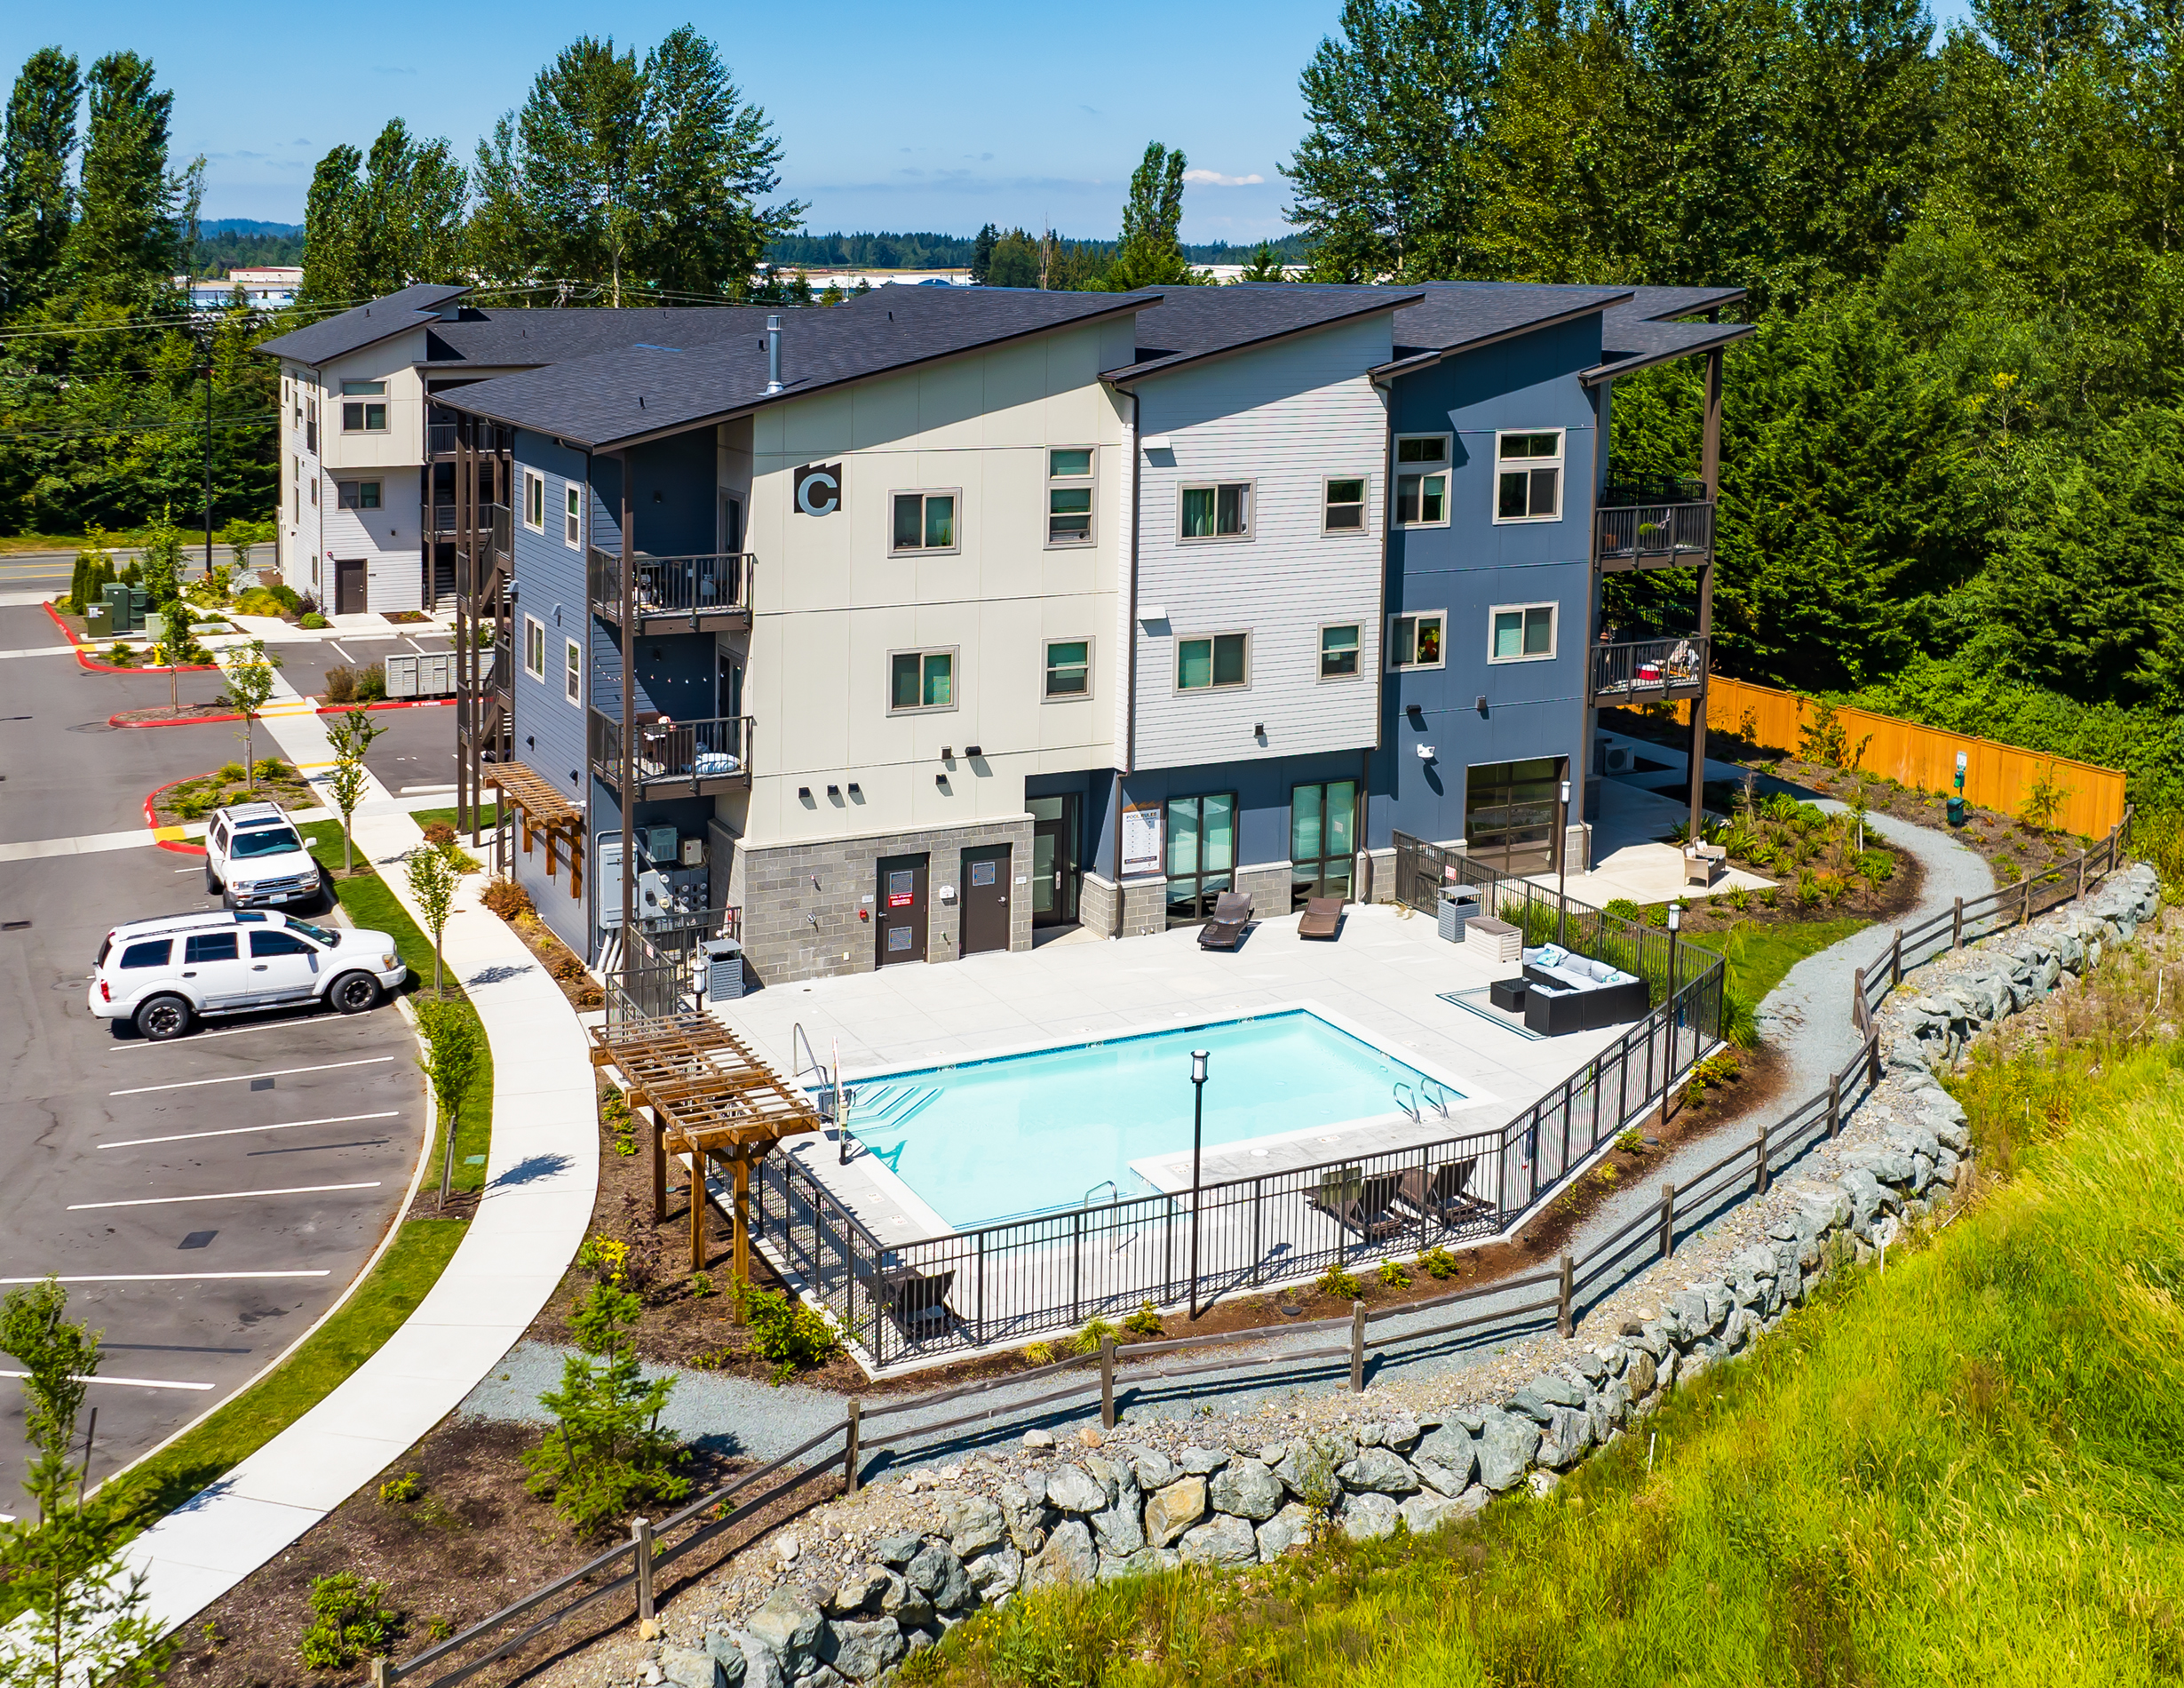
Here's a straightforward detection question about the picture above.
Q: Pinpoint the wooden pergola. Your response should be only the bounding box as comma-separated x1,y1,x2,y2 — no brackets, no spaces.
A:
590,1011,821,1283
483,761,585,898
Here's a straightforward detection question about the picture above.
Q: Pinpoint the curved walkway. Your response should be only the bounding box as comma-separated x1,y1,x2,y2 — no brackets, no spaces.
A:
121,661,599,1634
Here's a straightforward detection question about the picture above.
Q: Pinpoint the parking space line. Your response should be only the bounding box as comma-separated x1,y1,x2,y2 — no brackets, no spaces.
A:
0,1368,213,1392
99,1111,401,1150
68,1182,380,1211
0,1271,332,1283
110,1055,394,1096
111,1018,321,1047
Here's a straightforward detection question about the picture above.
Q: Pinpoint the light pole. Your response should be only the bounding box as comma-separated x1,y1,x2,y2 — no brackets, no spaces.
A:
1187,1049,1210,1320
1555,777,1572,947
1666,902,1683,1058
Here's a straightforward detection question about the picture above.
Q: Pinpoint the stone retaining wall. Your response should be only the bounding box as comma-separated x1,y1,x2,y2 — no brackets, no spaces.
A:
639,863,2164,1688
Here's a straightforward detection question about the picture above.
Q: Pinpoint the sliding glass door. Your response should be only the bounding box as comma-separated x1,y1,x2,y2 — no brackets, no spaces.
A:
1290,780,1358,909
1165,792,1236,927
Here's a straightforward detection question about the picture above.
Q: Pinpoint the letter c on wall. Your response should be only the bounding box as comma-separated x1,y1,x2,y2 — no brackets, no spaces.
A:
794,462,841,517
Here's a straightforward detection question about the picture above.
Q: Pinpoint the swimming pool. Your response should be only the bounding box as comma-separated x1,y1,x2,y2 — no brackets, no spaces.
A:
842,1009,1458,1229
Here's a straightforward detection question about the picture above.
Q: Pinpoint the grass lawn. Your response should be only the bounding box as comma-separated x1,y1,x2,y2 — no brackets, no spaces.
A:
1680,915,1869,1007
409,801,501,835
117,1218,469,1524
911,968,2184,1685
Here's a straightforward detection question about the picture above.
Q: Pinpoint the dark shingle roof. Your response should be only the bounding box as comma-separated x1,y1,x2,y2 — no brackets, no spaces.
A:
1375,282,1634,375
1100,283,1422,383
423,306,777,370
435,287,1157,450
257,283,470,364
1586,285,1752,382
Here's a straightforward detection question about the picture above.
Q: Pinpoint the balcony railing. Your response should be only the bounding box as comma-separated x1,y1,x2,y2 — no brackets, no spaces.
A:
427,420,456,457
1591,634,1708,704
489,503,511,561
589,709,754,796
1594,499,1714,570
588,546,753,633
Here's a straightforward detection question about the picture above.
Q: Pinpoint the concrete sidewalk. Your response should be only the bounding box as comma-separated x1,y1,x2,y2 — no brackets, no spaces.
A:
122,657,599,1634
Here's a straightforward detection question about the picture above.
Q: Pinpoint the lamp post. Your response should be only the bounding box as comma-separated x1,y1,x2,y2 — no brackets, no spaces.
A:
1187,1049,1210,1320
1555,777,1572,947
1666,902,1683,1057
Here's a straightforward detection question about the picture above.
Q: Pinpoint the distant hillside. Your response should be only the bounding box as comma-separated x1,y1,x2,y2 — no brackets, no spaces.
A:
189,219,305,277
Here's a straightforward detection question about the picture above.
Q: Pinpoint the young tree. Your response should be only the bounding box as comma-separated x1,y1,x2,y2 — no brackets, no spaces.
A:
405,842,459,997
414,998,484,1206
221,639,282,788
324,705,385,875
0,1278,171,1688
523,1282,689,1532
0,47,82,318
1234,241,1291,283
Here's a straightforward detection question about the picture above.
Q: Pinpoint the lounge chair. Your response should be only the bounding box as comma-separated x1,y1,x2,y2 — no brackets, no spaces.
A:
868,1263,957,1332
1396,1158,1479,1223
1198,890,1252,951
1311,1167,1404,1243
1298,896,1345,940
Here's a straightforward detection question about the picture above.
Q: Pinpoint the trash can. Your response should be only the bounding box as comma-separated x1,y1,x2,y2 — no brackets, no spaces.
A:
1946,796,1966,827
703,937,746,1001
1437,885,1481,942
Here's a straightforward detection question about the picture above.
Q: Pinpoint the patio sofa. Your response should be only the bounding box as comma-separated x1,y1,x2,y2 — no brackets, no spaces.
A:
1520,944,1648,1036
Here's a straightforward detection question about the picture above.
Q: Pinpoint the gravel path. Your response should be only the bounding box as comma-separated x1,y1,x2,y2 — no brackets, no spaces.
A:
455,812,2000,1471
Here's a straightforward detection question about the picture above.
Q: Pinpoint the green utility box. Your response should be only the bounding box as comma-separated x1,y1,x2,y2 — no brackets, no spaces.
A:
101,581,135,633
83,602,109,636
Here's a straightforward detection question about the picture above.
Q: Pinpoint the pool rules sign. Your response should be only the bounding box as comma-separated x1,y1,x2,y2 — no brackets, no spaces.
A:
1122,802,1163,878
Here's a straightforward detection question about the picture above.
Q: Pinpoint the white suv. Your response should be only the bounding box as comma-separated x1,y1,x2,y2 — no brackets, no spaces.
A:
203,801,323,911
88,910,408,1040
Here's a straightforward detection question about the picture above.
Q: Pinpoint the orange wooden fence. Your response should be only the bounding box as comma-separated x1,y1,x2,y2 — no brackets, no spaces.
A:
1672,674,2127,839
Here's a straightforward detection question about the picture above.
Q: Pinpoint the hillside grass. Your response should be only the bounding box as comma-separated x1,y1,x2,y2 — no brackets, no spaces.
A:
1682,914,1869,1007
911,928,2184,1686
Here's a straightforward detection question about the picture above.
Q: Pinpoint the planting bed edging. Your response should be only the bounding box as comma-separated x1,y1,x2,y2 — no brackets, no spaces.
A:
556,864,2164,1688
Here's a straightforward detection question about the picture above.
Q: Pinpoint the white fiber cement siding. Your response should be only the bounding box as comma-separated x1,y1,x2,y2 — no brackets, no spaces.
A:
735,318,1134,852
1131,314,1392,772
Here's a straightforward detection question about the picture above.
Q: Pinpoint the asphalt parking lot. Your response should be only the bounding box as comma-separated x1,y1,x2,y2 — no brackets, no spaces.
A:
0,608,429,1502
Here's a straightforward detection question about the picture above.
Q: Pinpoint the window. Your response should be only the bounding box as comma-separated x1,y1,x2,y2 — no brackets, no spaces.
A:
1291,780,1359,908
1180,482,1251,540
564,484,582,547
1390,612,1445,670
891,490,958,553
184,932,240,964
524,617,545,681
1044,639,1091,698
1177,633,1248,691
1496,430,1563,522
230,826,303,859
337,481,381,511
523,471,545,532
1323,477,1367,532
1164,792,1236,927
340,379,385,396
1319,624,1362,680
1489,602,1558,663
251,929,316,957
889,649,956,712
564,638,583,705
1394,435,1450,527
340,383,386,432
1047,448,1094,545
118,939,171,969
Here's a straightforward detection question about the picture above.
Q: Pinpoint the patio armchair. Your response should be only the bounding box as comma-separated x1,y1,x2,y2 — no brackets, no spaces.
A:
1310,1166,1404,1243
1683,841,1727,888
1395,1157,1479,1223
1199,890,1253,951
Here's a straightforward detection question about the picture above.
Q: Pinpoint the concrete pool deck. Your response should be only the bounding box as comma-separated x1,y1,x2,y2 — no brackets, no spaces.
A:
711,902,1635,1246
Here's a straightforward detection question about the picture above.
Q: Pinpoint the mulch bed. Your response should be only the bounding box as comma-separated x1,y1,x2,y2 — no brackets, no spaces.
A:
149,766,320,828
158,1421,832,1688
111,702,242,727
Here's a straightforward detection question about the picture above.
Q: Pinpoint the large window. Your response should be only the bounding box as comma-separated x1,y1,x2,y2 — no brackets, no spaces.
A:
1291,779,1358,909
523,471,545,532
889,649,956,712
1047,448,1094,545
340,379,386,433
1496,430,1563,522
1394,435,1450,527
564,638,582,705
1044,639,1090,699
564,484,582,548
1165,792,1236,927
891,490,958,553
1390,612,1444,670
1319,624,1362,680
1177,633,1248,691
524,616,545,681
1489,602,1557,663
1180,482,1251,540
1322,477,1367,532
336,481,381,511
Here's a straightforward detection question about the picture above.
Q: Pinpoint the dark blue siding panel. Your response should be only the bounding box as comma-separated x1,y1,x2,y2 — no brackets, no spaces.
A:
1119,750,1370,868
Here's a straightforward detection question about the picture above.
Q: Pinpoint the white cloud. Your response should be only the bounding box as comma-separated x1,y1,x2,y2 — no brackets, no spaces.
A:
1183,169,1267,187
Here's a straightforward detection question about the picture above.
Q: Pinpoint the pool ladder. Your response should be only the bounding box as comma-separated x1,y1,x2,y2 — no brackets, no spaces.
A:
1394,1079,1452,1124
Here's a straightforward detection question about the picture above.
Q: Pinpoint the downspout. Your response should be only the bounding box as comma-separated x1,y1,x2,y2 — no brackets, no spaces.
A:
1117,386,1140,937
618,457,637,989
1370,372,1397,899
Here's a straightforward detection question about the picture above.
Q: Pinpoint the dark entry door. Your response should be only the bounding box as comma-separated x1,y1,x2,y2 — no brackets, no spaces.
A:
334,556,368,615
876,854,928,966
1028,794,1080,928
959,844,1011,955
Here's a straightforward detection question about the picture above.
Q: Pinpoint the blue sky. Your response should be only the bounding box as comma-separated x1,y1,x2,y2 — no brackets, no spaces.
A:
2,0,1978,244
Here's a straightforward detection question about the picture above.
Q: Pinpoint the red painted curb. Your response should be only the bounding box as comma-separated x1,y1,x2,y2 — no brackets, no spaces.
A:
43,600,220,673
144,777,209,856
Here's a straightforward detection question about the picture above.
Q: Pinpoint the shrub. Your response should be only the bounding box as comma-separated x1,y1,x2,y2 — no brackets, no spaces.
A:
1378,1257,1412,1289
732,1282,844,1383
1603,896,1642,923
480,876,533,920
298,1573,403,1670
105,641,133,666
524,1282,690,1530
1122,1300,1164,1338
1068,1316,1120,1356
1420,1246,1460,1280
688,1272,714,1298
421,821,457,847
1021,1341,1057,1366
1616,1126,1648,1156
1759,885,1781,910
254,758,288,780
1315,1262,1362,1301
323,665,355,704
377,1472,422,1505
575,1234,629,1283
217,761,247,782
300,612,330,629
355,661,388,703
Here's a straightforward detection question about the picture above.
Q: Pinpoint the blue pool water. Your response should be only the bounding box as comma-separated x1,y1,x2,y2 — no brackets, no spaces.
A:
843,1010,1456,1229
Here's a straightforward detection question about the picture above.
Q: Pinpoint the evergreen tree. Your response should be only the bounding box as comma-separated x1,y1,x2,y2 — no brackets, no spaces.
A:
971,221,997,283
1235,241,1291,282
0,47,80,319
523,1282,689,1532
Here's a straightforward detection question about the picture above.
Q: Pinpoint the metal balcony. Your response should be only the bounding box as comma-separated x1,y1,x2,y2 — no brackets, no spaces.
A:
589,546,753,634
1594,500,1715,571
1591,635,1708,705
589,709,754,798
